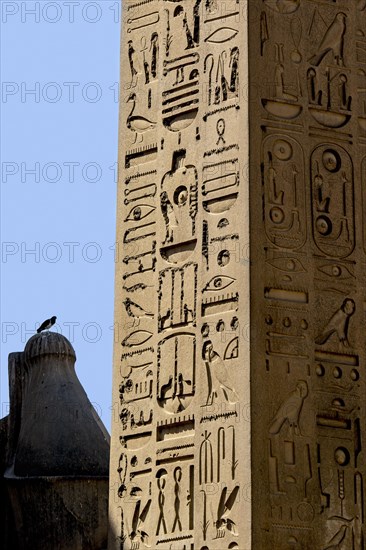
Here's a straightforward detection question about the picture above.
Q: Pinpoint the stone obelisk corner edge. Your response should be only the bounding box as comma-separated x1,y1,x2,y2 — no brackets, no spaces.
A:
109,0,251,548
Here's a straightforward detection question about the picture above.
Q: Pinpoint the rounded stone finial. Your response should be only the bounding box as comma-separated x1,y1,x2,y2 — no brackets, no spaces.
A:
24,331,76,363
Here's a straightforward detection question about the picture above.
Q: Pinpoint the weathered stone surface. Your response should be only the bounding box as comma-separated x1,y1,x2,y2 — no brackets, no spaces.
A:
2,332,110,550
249,2,366,548
109,0,250,548
0,415,14,550
13,332,109,477
7,477,109,550
110,0,366,548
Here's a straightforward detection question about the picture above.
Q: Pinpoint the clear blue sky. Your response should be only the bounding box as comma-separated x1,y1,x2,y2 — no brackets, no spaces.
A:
1,1,122,431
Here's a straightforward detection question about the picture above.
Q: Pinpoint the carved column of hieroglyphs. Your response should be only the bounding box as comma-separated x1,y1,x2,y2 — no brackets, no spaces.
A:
250,1,366,548
109,1,250,549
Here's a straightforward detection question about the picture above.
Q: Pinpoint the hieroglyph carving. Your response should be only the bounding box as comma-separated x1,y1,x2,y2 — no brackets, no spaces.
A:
251,1,366,548
111,0,366,548
110,0,249,548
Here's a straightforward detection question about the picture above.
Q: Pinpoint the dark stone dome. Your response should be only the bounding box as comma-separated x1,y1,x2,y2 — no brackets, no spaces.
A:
14,331,109,478
24,331,76,363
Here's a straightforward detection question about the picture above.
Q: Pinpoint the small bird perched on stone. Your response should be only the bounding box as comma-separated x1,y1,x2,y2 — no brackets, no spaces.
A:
37,316,57,333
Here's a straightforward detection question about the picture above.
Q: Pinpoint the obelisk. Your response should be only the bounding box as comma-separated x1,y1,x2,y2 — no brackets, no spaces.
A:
109,1,366,548
250,2,366,548
109,0,250,548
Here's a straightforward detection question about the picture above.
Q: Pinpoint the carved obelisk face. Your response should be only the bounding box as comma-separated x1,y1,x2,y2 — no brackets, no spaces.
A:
111,1,366,548
250,2,366,548
109,0,250,548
